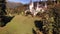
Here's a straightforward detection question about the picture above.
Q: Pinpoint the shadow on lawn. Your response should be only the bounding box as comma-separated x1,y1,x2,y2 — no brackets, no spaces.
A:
32,20,43,34
34,20,43,31
0,16,14,27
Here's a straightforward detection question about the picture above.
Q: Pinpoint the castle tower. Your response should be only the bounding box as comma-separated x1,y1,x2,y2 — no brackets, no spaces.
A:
36,0,40,11
44,0,47,8
29,0,34,12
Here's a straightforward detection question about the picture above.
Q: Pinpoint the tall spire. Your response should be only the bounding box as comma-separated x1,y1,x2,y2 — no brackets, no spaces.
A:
41,0,43,1
29,0,34,12
37,0,40,8
45,1,47,8
29,0,33,7
30,0,32,3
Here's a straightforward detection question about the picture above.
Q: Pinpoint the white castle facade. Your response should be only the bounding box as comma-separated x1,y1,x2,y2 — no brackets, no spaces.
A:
25,0,56,16
28,0,47,16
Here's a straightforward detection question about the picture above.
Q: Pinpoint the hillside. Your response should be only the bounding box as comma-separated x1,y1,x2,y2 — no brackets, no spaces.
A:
6,2,23,8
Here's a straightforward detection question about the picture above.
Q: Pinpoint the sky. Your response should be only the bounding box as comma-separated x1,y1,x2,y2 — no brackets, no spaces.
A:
7,0,39,4
7,0,56,4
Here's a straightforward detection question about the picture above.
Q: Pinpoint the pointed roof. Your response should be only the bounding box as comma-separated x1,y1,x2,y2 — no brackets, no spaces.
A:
30,0,32,4
29,0,34,5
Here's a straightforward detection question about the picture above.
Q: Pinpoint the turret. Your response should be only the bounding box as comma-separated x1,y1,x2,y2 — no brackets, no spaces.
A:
29,0,34,12
36,0,40,11
44,0,47,8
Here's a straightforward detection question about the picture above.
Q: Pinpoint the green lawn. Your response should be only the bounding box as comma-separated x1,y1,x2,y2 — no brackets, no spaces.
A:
0,15,41,34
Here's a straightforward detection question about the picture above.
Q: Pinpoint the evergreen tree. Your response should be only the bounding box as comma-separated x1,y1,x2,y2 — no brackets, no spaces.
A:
0,0,6,26
52,5,60,34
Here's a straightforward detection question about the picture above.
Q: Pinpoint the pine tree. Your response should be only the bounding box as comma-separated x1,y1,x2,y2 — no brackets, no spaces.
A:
0,0,6,26
53,5,60,34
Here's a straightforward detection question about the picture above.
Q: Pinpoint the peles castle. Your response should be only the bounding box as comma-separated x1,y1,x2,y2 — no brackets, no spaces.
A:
25,0,57,16
29,0,57,12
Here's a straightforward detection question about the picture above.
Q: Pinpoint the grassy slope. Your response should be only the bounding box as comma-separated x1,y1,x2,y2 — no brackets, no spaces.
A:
0,15,40,34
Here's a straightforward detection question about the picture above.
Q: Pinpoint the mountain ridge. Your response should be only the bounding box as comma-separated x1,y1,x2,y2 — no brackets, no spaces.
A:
6,1,23,8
